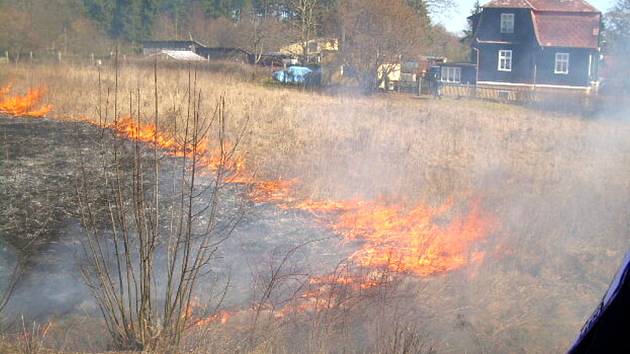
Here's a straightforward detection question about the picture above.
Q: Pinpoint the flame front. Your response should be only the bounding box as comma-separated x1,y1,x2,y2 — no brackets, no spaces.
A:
0,88,492,327
107,116,495,328
0,84,53,117
333,199,490,276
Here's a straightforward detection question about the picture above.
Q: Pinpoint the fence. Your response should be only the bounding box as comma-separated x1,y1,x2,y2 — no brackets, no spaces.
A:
434,81,602,112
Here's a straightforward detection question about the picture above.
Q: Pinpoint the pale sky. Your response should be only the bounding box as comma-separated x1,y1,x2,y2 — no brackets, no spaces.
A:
434,0,617,34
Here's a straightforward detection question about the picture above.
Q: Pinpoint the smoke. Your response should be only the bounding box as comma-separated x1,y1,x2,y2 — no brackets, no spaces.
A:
251,95,630,352
2,73,630,352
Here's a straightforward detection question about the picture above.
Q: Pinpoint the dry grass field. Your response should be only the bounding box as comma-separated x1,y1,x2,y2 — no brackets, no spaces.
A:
1,61,629,353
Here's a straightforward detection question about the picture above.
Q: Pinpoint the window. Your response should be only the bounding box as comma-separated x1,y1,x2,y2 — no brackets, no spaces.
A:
498,50,512,71
500,13,515,33
555,52,569,74
441,66,461,83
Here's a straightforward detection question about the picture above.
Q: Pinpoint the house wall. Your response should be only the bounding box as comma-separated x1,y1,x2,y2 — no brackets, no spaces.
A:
195,48,252,63
476,8,535,44
477,43,536,83
438,64,477,84
535,47,596,87
474,8,538,84
474,8,599,88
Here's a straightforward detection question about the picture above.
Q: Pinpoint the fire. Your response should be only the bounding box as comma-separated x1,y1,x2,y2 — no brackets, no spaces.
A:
0,81,495,330
193,310,234,327
0,84,53,117
0,84,492,278
109,116,301,204
329,199,491,277
111,116,180,151
106,116,495,327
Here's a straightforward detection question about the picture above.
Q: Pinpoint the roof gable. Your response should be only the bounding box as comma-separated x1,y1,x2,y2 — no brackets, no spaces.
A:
476,0,601,49
532,12,600,48
483,0,598,12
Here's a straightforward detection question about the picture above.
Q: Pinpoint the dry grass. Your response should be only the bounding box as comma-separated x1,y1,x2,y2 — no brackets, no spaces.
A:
1,61,630,353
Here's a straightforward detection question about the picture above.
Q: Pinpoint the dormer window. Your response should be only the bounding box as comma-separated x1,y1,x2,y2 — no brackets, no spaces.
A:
500,13,515,33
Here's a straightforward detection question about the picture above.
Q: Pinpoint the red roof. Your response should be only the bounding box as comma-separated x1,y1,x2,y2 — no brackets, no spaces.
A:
533,12,600,48
481,0,600,48
483,0,598,12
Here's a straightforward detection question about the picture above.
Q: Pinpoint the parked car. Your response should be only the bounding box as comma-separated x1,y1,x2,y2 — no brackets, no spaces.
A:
272,66,321,86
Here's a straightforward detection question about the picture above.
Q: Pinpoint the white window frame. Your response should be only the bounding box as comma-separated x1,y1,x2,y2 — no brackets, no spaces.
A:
500,13,515,34
498,50,512,72
554,52,569,75
440,66,462,83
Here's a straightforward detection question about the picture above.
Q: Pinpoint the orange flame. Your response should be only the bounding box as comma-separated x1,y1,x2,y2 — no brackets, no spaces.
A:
0,84,53,117
193,310,234,326
329,199,492,277
105,112,495,327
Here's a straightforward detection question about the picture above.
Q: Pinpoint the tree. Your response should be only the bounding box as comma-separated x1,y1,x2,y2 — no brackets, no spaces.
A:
286,0,322,60
407,0,430,25
606,0,630,55
83,0,158,43
0,0,111,57
201,0,246,19
339,0,429,92
462,0,481,45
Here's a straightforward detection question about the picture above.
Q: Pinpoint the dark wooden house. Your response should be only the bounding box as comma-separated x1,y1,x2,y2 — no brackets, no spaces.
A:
436,63,478,84
470,0,601,91
195,47,254,63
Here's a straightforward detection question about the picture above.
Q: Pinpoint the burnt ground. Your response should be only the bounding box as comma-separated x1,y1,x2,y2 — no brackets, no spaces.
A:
0,115,351,324
0,116,97,251
0,116,101,320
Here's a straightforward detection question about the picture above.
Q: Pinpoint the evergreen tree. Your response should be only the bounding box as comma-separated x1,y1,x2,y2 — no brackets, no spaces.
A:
201,0,246,19
83,0,158,43
462,0,481,43
407,0,430,25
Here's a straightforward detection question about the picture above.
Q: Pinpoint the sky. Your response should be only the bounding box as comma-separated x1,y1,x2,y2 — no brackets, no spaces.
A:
434,0,617,34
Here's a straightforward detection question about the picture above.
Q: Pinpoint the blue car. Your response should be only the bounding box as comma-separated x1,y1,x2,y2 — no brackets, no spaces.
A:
272,66,318,85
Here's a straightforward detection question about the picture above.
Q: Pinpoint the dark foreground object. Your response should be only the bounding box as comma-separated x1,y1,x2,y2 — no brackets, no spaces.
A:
569,252,630,354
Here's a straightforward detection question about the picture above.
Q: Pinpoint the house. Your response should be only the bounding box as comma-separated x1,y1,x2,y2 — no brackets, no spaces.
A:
280,38,339,57
470,0,601,91
436,63,478,85
142,40,206,56
280,38,339,64
195,47,253,63
377,60,424,91
148,50,207,62
142,41,254,63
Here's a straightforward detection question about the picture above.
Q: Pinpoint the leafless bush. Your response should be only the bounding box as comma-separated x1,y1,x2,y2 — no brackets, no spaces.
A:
75,60,244,351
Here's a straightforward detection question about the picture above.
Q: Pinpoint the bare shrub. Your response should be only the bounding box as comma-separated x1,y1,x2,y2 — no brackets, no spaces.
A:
75,61,244,351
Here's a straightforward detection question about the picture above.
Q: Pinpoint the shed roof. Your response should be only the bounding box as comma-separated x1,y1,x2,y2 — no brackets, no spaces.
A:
157,50,206,61
142,40,206,48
